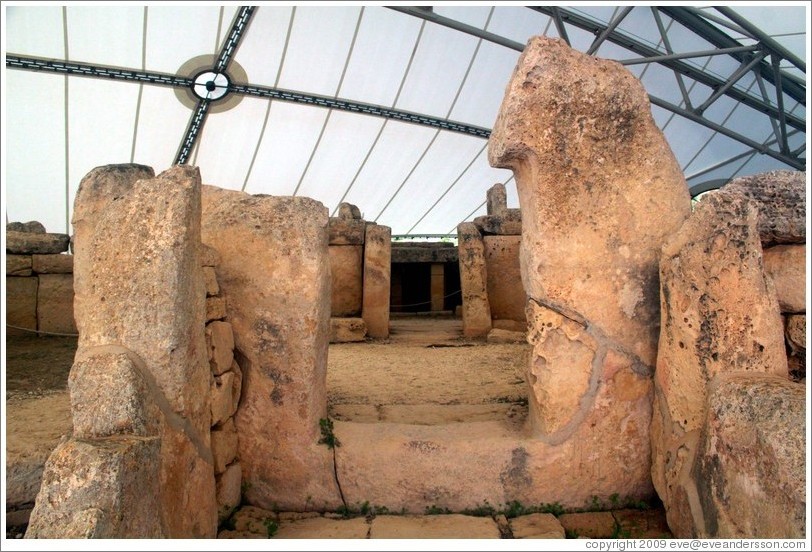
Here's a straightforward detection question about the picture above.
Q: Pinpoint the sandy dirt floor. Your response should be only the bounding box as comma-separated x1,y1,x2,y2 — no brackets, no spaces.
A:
4,315,530,536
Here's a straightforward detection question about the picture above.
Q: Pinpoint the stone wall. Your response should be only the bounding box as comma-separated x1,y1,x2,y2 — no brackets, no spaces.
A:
652,170,805,538
458,183,527,337
6,224,75,336
27,164,217,538
328,203,392,341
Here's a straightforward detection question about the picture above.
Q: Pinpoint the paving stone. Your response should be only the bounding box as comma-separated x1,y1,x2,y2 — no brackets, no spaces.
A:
370,514,500,539
558,512,617,539
273,516,369,539
510,513,565,538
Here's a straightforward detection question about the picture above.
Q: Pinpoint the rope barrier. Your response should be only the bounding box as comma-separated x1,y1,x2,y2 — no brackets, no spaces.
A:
6,324,79,337
390,288,461,308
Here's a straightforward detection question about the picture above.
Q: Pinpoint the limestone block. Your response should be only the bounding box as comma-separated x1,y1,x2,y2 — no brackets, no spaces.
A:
211,418,238,475
211,371,235,427
36,273,76,334
786,315,805,350
328,218,365,245
232,505,279,534
370,514,500,539
492,319,526,332
206,296,227,321
457,222,492,337
206,320,235,375
653,192,787,533
763,244,806,313
693,373,805,538
201,185,339,511
203,266,220,297
216,462,242,524
510,513,565,538
486,182,508,216
7,254,32,276
488,36,691,369
71,164,216,537
26,436,163,538
32,253,74,274
69,349,160,439
473,212,522,236
338,202,362,220
558,512,616,539
329,245,363,317
7,231,70,255
330,317,367,343
276,516,371,539
8,220,46,233
484,235,525,323
230,360,243,417
6,276,38,335
719,170,806,246
201,243,220,267
362,224,392,338
612,508,672,538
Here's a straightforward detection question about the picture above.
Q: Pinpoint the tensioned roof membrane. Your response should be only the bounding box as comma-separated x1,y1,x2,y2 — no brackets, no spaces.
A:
2,3,808,237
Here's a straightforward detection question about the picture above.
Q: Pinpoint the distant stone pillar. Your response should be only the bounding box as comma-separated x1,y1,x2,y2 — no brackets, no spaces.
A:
457,222,491,337
486,183,508,216
430,263,445,311
489,37,691,438
363,224,391,338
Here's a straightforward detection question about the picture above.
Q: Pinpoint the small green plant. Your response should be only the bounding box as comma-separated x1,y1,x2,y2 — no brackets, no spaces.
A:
462,500,496,517
589,495,603,511
623,496,651,510
538,502,566,517
565,528,580,539
503,500,527,519
611,523,632,539
318,417,340,449
240,480,252,494
263,517,278,538
609,493,620,508
425,504,452,515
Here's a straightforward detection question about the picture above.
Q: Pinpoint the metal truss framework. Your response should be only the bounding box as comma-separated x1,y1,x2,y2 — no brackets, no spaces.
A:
4,4,806,235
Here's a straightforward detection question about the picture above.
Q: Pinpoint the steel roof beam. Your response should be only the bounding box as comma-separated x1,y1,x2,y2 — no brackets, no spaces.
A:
694,51,768,115
529,6,804,131
619,45,761,66
215,6,256,73
659,7,805,105
586,6,633,55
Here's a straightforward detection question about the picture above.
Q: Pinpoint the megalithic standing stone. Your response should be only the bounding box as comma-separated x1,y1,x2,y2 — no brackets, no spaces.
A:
488,37,691,435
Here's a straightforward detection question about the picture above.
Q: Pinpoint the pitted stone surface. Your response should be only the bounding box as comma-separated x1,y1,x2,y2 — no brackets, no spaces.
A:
458,222,492,337
362,224,392,338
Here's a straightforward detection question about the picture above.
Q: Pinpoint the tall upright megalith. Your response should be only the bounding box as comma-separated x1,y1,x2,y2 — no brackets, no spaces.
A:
488,37,691,437
200,186,340,511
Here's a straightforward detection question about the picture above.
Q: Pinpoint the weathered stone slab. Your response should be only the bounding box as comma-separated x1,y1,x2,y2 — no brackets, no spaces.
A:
612,508,672,538
492,319,526,332
206,296,227,321
653,192,788,536
26,436,163,538
474,210,522,236
329,245,363,317
484,235,525,323
201,185,339,511
7,220,46,234
694,373,805,538
338,202,362,220
328,218,365,245
206,321,235,376
211,418,238,475
457,222,491,337
486,182,508,216
486,328,526,344
786,314,805,350
330,317,367,343
7,231,71,255
32,254,73,274
7,254,32,276
363,224,392,338
71,163,216,537
6,276,37,335
36,273,76,334
216,462,242,524
201,243,220,267
211,371,236,427
719,170,806,246
275,516,370,539
489,36,691,369
763,244,806,313
69,349,159,439
370,514,500,539
203,266,220,297
231,505,278,534
391,242,458,263
230,360,243,417
558,512,616,539
510,513,565,538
